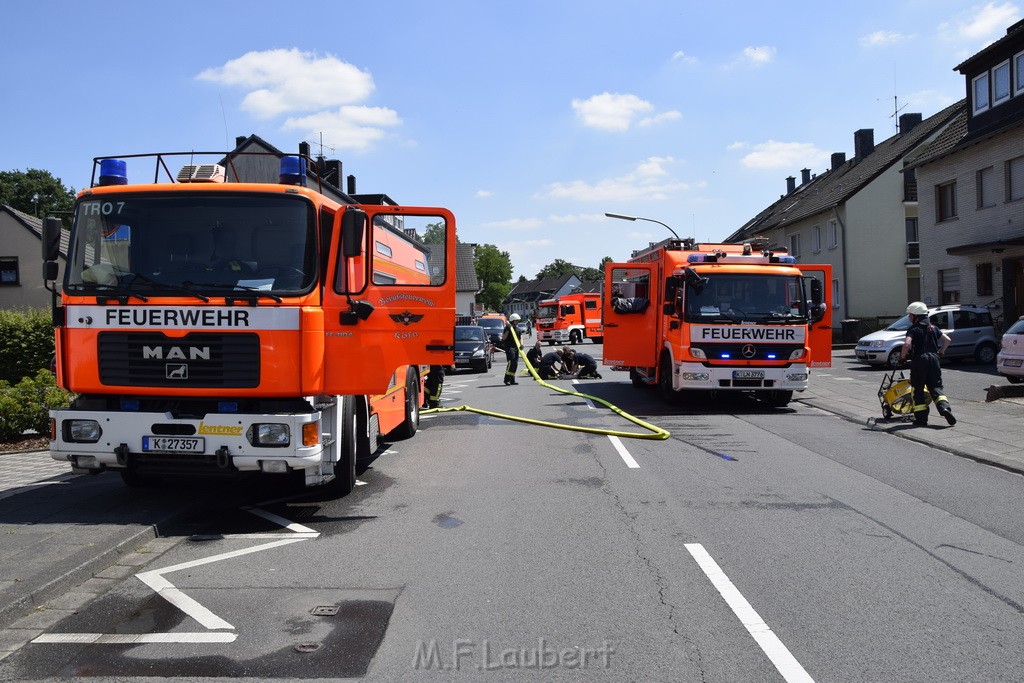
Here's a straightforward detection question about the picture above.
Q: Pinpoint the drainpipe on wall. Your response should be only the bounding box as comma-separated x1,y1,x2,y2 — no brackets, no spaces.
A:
832,207,850,318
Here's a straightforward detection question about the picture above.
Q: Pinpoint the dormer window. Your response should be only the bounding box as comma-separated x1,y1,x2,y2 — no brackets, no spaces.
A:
973,72,990,114
993,60,1011,105
1015,50,1024,96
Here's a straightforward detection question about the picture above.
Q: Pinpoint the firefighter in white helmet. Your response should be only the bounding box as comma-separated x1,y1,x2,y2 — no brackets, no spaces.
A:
899,301,955,426
501,314,522,386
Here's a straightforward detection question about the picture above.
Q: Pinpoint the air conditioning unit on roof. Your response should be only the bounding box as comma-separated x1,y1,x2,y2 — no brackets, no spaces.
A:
177,164,226,183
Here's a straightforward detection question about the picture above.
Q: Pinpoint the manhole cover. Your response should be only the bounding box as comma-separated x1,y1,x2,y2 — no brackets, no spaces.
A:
311,605,340,616
294,642,323,653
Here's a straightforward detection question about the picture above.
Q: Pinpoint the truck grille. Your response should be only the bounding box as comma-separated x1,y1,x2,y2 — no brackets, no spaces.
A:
693,343,802,362
98,332,260,388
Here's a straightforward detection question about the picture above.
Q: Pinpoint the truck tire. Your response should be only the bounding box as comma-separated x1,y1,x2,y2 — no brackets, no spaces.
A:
760,389,793,408
658,354,681,404
326,395,357,496
570,330,582,345
385,367,420,441
590,336,602,344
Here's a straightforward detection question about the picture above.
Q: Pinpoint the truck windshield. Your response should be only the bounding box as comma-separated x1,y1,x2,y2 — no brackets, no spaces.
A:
535,304,558,318
684,273,807,323
64,193,316,296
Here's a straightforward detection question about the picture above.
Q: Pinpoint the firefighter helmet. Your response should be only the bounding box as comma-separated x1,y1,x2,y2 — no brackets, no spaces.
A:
906,301,929,316
509,313,521,322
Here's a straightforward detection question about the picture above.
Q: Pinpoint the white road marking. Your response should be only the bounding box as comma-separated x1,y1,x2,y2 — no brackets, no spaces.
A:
608,435,640,469
32,507,317,645
685,543,814,683
32,633,237,644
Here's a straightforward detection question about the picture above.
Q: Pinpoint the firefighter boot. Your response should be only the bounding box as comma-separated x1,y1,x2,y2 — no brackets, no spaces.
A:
935,396,956,426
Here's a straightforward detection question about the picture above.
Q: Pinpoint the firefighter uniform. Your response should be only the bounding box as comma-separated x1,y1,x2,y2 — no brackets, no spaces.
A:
502,318,520,386
902,305,955,427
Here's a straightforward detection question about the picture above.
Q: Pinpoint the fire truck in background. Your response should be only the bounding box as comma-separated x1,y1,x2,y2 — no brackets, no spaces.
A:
42,150,456,495
535,292,603,345
602,237,831,407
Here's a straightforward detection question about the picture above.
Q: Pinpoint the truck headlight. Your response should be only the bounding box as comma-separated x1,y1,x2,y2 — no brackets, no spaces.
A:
690,348,706,360
789,349,806,360
249,423,290,447
66,419,101,443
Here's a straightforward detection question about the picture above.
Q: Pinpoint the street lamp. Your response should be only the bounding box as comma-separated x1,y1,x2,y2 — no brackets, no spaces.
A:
604,212,681,240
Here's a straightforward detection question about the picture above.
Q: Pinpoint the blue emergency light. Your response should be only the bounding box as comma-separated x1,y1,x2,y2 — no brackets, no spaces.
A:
279,156,307,186
98,159,128,186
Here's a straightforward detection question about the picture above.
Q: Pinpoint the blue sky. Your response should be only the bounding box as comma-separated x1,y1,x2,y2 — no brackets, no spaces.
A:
3,1,1020,280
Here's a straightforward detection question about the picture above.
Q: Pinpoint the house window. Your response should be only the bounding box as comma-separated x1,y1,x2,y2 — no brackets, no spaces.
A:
374,241,393,257
993,60,1011,105
1009,156,1024,202
905,218,919,262
827,220,838,249
977,263,993,296
811,225,821,253
936,181,957,221
977,166,996,208
787,233,800,258
973,72,990,114
1015,51,1024,96
0,257,19,285
831,279,840,309
938,268,960,305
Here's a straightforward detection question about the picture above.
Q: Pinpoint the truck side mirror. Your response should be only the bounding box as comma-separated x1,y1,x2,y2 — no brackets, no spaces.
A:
42,217,62,262
341,208,366,258
809,279,824,322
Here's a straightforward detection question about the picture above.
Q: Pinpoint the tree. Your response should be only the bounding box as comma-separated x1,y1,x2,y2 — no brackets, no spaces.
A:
0,169,76,219
475,244,513,311
535,259,578,278
421,221,447,245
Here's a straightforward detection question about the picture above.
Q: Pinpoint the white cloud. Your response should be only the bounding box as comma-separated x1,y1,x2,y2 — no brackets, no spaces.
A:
902,89,959,112
672,51,699,64
572,93,653,131
938,2,1021,44
742,45,777,65
281,106,401,152
860,30,914,47
739,141,829,170
476,190,494,198
638,110,683,127
727,141,748,151
538,156,691,202
198,49,375,119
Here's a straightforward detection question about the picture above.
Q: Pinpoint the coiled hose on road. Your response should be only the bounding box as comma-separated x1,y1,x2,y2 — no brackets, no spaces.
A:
422,329,670,441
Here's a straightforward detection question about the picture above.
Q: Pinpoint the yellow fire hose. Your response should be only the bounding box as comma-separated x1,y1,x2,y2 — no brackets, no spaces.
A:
423,329,670,441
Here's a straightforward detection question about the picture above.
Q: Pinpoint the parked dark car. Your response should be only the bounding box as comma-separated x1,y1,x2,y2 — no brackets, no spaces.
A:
451,325,493,373
477,317,505,348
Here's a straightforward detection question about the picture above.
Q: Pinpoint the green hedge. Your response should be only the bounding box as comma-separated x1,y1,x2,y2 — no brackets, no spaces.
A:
0,308,55,384
0,370,75,439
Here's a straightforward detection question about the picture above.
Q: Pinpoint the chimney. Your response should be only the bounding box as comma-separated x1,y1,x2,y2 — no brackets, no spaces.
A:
854,129,875,161
899,113,922,135
321,159,342,186
786,176,796,194
299,141,310,158
346,174,357,195
831,152,846,171
801,168,811,185
234,135,247,149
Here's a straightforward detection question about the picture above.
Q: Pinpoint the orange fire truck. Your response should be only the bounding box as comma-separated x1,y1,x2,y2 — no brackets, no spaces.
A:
535,292,603,345
41,151,455,495
602,238,831,407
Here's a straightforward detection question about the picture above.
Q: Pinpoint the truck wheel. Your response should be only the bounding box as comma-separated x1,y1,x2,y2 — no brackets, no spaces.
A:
760,390,794,408
570,330,582,345
385,367,420,441
629,368,645,388
326,395,357,496
590,337,602,344
658,355,680,404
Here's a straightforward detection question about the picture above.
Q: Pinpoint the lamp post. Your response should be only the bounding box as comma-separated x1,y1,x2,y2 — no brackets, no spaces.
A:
604,212,681,240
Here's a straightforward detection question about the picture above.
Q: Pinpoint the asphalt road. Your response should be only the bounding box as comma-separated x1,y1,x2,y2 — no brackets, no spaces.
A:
2,344,1023,681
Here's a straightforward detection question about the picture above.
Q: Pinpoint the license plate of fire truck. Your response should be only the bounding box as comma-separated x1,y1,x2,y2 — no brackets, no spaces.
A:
732,370,765,380
142,436,205,453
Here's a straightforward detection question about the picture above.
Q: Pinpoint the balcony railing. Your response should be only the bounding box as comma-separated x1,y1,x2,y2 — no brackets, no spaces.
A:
906,241,920,263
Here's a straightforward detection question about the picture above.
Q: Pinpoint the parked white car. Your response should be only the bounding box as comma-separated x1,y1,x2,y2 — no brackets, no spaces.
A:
996,316,1024,384
854,304,999,368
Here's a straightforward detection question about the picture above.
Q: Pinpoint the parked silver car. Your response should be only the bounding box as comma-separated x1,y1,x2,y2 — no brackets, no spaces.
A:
854,304,999,368
996,316,1024,384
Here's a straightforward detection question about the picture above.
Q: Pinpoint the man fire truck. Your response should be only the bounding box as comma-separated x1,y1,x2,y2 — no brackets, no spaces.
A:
42,150,456,495
602,237,831,407
535,292,603,345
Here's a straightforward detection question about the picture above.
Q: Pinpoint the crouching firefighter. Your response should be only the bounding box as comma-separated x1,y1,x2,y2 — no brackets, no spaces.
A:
423,365,444,409
899,301,956,426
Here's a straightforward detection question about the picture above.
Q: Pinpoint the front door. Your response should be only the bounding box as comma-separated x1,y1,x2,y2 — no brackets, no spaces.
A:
323,206,456,395
798,265,833,368
603,262,660,368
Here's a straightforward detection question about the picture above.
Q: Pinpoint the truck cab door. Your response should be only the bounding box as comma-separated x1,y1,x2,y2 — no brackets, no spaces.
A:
603,262,660,368
798,264,833,368
323,206,456,395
